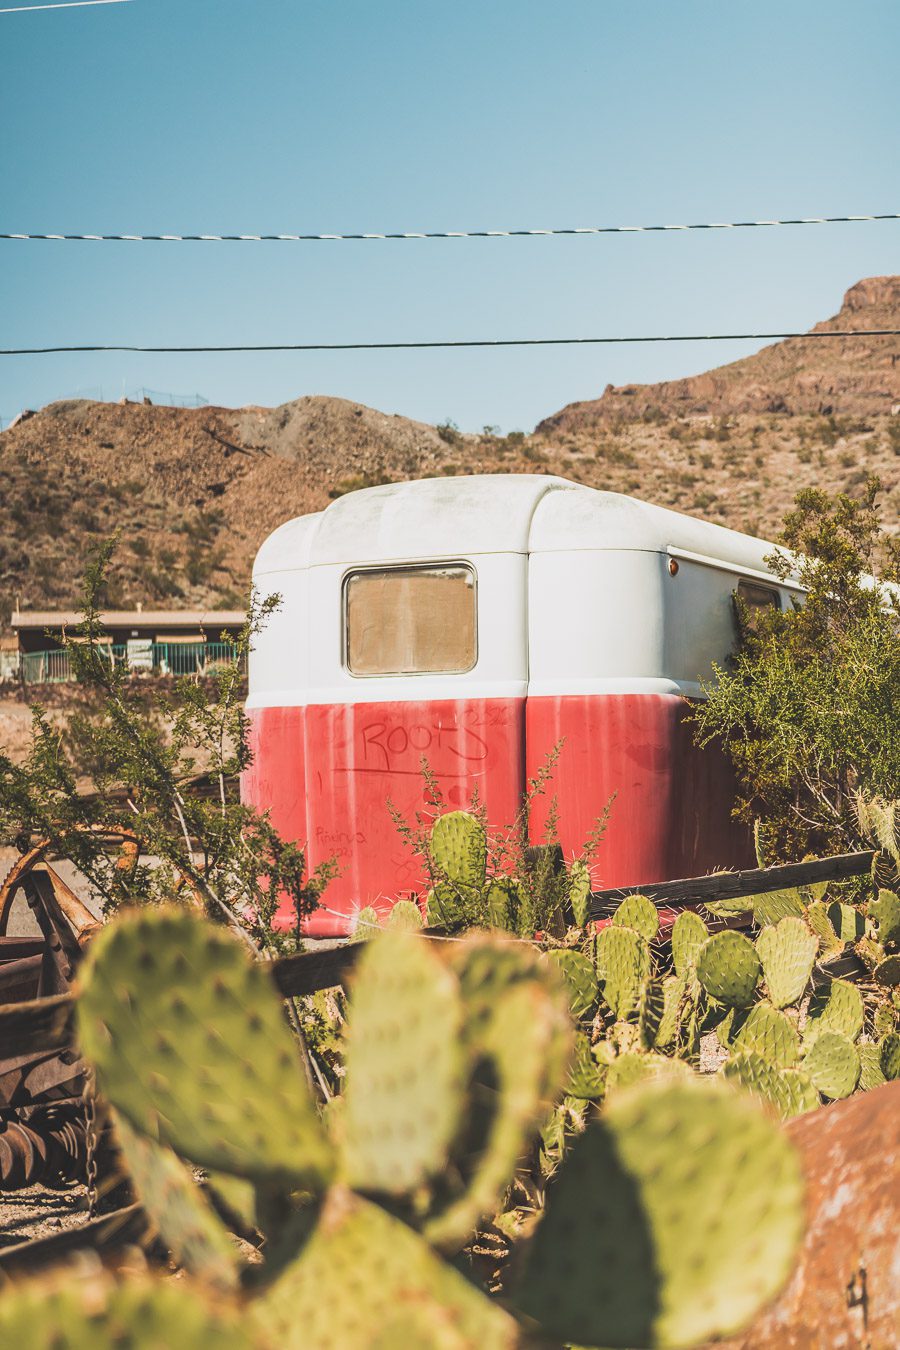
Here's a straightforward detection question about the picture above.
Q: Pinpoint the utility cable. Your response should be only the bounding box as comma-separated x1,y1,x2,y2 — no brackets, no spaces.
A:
2,214,898,243
3,330,899,357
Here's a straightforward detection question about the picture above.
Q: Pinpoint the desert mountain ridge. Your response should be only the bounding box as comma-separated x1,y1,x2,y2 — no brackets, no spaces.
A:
537,276,900,435
1,276,898,633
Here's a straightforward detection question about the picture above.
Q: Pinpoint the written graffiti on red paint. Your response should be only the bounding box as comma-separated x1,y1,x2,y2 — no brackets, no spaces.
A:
315,825,368,861
358,705,509,774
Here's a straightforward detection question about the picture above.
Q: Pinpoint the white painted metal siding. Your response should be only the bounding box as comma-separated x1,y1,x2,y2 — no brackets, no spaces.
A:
247,475,795,709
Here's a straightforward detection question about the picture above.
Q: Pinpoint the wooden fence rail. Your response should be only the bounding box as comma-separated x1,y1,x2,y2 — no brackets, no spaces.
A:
0,849,877,1064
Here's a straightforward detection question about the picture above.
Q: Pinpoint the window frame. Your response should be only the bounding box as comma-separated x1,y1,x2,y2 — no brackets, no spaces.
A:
735,578,782,613
342,560,479,678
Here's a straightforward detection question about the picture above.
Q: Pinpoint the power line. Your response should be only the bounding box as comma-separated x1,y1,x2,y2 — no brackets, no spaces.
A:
3,330,899,357
2,213,898,243
0,1,132,12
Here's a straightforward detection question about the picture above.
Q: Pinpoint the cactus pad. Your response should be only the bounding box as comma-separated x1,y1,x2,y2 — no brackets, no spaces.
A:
804,978,864,1046
113,1112,239,1291
731,1003,800,1068
880,1031,900,1079
872,848,900,891
858,1042,887,1091
805,900,844,956
774,1068,821,1118
868,890,900,946
567,1032,607,1099
803,1030,860,1099
340,932,464,1196
874,955,900,986
605,1052,688,1096
723,1054,818,1120
655,973,688,1049
826,901,865,944
750,887,806,927
545,948,598,1019
485,877,518,931
756,917,818,1009
0,1270,250,1349
863,797,900,859
76,908,333,1185
516,1079,804,1348
354,905,381,937
568,859,592,928
430,811,487,892
612,894,659,942
257,1189,517,1350
595,924,651,1019
671,910,708,975
696,931,761,1008
385,899,424,931
425,936,573,1248
426,884,464,927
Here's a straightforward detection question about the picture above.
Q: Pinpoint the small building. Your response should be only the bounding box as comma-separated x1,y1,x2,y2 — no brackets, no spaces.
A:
9,609,246,682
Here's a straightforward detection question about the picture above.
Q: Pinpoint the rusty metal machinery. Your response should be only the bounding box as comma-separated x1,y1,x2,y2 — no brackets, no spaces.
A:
0,1110,86,1190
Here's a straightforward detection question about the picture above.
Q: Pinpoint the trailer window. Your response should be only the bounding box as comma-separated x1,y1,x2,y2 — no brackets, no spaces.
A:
739,575,782,626
345,564,477,676
736,579,780,615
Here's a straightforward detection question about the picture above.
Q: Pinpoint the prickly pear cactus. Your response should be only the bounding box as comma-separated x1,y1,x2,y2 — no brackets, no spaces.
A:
339,931,465,1196
424,937,573,1248
858,1042,887,1091
485,877,519,931
568,859,592,928
430,811,487,893
756,917,818,1009
805,899,844,957
868,890,900,946
696,930,761,1008
595,924,651,1019
604,1051,688,1096
385,898,424,931
0,1269,252,1349
113,1112,240,1292
654,972,690,1050
612,893,659,942
750,887,806,927
880,1030,900,1079
354,904,380,937
566,1032,607,1099
827,900,865,944
804,978,864,1046
76,908,333,1186
544,948,598,1019
426,883,464,927
515,1079,805,1348
670,910,708,976
731,1002,800,1068
723,1052,818,1120
802,1030,861,1099
255,1189,517,1350
874,954,900,986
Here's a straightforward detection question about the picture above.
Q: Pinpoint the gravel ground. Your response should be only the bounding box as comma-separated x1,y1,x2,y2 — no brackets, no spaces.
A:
0,1184,91,1249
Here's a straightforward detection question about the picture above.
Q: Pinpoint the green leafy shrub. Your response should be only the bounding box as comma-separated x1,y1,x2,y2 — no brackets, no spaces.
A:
695,480,900,859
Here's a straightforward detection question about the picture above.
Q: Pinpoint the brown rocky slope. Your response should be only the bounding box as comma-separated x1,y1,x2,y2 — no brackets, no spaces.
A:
1,277,898,634
538,276,900,433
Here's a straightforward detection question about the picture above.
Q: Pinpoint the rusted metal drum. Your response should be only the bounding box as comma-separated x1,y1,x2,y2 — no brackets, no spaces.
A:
710,1080,900,1349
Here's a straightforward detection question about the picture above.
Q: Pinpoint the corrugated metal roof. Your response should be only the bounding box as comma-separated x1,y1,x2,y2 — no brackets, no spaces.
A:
11,610,246,629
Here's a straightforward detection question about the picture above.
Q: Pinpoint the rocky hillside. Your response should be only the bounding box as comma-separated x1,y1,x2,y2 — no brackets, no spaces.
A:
1,277,898,634
538,276,900,433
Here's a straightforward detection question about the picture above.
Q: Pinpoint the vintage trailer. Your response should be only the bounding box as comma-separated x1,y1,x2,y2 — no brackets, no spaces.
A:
243,475,800,935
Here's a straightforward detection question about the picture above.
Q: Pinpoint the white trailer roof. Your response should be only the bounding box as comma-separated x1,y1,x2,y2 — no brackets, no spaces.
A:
253,474,782,576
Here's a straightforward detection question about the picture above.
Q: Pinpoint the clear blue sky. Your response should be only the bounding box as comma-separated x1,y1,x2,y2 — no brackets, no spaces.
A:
1,0,898,432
